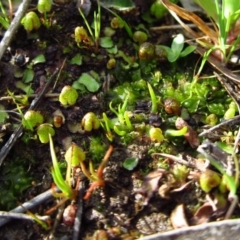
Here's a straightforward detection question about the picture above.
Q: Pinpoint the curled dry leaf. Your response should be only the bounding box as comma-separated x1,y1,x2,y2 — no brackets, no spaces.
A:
191,202,214,225
135,169,166,205
175,117,200,148
160,0,218,44
170,204,189,229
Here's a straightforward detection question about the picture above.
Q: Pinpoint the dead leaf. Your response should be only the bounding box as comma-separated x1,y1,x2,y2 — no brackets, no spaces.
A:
175,117,200,148
135,169,166,205
160,0,218,43
170,204,189,229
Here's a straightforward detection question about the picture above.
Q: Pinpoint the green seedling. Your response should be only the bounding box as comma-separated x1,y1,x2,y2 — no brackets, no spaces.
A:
74,26,93,47
37,123,55,143
109,95,133,135
59,85,79,106
159,34,196,62
149,127,164,143
65,143,113,200
224,101,238,120
147,83,158,114
37,0,52,13
165,126,188,137
22,110,44,131
49,134,75,199
199,169,221,193
78,0,101,51
150,0,179,19
83,145,113,200
21,11,41,32
204,114,218,126
0,1,10,29
101,113,114,142
64,143,86,186
110,17,124,29
161,0,240,66
102,5,133,38
37,0,53,28
171,164,189,184
81,112,100,132
197,142,239,219
133,31,148,43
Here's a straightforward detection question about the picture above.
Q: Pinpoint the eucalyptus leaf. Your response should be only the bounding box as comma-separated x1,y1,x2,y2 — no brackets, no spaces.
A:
77,73,100,92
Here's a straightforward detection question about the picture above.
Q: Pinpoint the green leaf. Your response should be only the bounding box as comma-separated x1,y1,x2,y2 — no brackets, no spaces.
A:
167,50,179,63
193,0,218,22
171,33,184,54
99,36,114,48
0,105,9,123
15,81,34,94
37,124,55,143
100,0,135,10
179,45,196,58
106,45,118,54
32,54,46,65
123,157,138,170
70,53,82,65
22,69,34,83
77,73,101,92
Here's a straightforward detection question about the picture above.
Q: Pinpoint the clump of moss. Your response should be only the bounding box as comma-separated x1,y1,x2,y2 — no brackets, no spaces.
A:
89,137,107,163
0,160,33,210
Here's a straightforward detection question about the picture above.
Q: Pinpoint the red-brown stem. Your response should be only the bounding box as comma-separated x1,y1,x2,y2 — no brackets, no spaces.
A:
97,145,113,179
83,181,104,200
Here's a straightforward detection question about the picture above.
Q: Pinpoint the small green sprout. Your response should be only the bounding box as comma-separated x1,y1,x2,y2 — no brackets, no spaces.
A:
81,112,100,132
101,113,114,142
110,17,124,29
109,95,133,135
78,0,101,50
59,85,79,106
165,126,188,137
199,169,221,193
224,101,237,119
49,135,75,199
37,0,53,28
205,114,218,126
37,0,52,13
65,143,86,186
22,110,44,131
37,123,55,143
171,164,189,184
74,26,93,47
0,1,10,29
149,127,164,143
106,58,116,69
159,33,196,62
21,12,41,32
133,31,148,43
65,143,113,200
197,142,239,219
147,83,158,114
